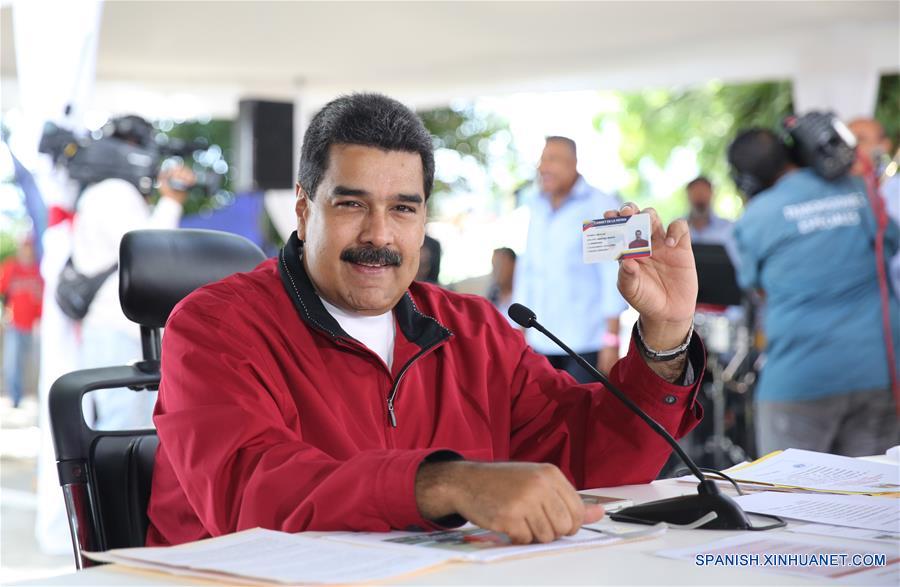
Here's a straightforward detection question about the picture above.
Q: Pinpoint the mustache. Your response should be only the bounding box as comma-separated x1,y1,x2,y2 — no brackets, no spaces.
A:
340,246,402,267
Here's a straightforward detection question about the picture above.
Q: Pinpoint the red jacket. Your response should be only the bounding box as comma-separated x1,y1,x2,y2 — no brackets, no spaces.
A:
0,258,43,331
146,234,703,546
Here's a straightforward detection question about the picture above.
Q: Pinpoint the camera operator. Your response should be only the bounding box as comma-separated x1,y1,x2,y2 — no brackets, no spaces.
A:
71,115,194,430
728,126,899,457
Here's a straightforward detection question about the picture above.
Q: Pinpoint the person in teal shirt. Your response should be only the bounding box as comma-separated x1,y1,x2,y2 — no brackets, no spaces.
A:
729,128,899,457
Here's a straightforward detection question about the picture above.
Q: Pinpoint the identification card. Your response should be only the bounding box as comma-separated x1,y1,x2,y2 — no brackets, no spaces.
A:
582,213,652,263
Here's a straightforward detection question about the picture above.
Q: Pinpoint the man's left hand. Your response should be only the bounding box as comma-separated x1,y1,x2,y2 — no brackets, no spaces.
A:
604,204,697,353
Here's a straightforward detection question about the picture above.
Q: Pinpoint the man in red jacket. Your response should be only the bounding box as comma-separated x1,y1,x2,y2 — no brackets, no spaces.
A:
147,94,703,547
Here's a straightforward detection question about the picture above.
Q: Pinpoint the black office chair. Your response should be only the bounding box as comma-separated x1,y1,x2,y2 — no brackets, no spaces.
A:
50,229,267,568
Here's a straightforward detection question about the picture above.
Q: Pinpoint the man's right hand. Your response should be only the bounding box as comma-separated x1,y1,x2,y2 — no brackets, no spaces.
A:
415,461,604,544
158,165,196,205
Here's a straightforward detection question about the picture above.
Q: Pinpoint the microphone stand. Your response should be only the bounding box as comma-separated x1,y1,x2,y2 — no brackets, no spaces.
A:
508,303,779,530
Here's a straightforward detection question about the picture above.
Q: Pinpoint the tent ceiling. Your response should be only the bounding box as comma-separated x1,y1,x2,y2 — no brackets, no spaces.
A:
3,1,897,91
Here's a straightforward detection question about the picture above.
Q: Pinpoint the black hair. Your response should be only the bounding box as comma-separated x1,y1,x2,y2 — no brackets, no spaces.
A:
493,247,517,261
298,93,435,199
545,136,577,157
727,129,792,195
105,115,154,148
686,176,712,190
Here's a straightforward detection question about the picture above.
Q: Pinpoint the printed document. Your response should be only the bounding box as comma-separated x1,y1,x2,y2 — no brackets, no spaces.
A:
733,492,900,533
724,449,900,495
325,523,665,563
657,533,899,585
787,523,900,544
86,528,454,584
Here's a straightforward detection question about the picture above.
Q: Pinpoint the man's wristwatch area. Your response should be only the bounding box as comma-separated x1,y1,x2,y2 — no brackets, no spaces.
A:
634,319,694,362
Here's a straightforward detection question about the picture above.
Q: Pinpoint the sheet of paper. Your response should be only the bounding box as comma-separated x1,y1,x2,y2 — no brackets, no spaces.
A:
324,523,665,563
88,528,454,585
656,533,900,585
81,553,264,585
582,212,652,263
579,493,633,512
672,473,787,494
733,492,900,533
787,523,900,544
726,449,900,495
886,445,900,462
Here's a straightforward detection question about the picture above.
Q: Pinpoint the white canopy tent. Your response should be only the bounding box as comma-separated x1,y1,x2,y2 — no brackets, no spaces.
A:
2,0,898,122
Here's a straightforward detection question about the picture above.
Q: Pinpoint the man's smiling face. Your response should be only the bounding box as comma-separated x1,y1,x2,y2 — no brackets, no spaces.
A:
296,143,426,316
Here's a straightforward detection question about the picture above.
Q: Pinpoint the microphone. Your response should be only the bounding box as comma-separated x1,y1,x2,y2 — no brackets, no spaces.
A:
508,303,765,530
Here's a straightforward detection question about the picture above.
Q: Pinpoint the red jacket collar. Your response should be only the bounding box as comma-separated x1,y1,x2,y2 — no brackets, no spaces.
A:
277,232,452,352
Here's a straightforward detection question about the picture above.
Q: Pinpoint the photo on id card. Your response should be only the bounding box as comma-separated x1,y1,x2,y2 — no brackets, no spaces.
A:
582,212,652,263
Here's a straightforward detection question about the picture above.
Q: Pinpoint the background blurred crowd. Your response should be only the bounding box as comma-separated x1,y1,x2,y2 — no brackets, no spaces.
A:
5,109,896,459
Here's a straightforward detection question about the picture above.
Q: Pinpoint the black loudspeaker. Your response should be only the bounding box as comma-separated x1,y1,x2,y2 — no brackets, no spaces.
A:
234,99,295,191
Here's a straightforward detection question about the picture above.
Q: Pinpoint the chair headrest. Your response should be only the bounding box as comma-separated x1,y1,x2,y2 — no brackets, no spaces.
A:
119,229,268,328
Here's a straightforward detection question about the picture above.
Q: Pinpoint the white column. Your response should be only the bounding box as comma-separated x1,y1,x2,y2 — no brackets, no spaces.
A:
791,23,896,120
12,0,104,557
792,69,881,120
11,0,102,169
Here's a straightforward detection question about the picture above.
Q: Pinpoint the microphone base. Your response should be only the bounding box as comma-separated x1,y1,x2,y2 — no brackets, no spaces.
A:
608,480,752,530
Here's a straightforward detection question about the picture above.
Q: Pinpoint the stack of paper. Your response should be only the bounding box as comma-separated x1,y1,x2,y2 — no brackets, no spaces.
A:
657,534,899,585
662,449,900,584
86,523,667,584
676,449,900,496
786,523,900,544
723,449,900,495
732,492,900,533
86,529,455,585
324,523,665,563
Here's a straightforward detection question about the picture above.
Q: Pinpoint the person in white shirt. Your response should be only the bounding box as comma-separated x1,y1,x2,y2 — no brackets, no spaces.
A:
685,177,734,245
71,115,194,430
513,137,625,379
685,176,741,279
684,176,744,337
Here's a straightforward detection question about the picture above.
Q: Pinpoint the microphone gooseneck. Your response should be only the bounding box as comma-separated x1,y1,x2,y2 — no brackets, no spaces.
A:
508,303,705,482
508,303,782,531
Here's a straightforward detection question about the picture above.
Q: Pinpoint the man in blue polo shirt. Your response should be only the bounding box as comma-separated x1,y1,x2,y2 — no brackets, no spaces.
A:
729,129,900,457
513,136,625,380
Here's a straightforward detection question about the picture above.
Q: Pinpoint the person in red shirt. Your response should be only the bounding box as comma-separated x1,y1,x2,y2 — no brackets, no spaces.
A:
147,93,704,547
0,238,43,408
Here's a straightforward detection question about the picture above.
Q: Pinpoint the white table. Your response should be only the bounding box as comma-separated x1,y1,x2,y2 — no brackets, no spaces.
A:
17,476,892,586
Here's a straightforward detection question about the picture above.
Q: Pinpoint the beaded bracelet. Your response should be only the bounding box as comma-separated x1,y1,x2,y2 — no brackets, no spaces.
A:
635,319,693,362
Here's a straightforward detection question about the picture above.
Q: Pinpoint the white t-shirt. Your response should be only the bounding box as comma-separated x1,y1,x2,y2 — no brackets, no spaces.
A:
320,298,395,369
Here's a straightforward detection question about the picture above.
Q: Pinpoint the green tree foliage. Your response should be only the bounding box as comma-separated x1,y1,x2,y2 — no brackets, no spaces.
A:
599,73,899,222
162,118,284,247
600,80,794,221
0,230,17,263
418,105,514,213
160,119,234,216
875,73,899,150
